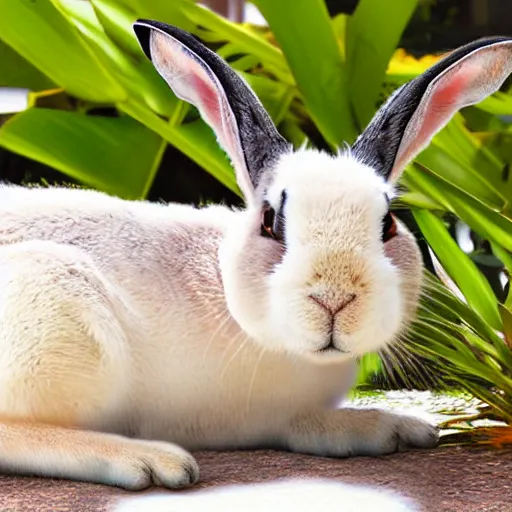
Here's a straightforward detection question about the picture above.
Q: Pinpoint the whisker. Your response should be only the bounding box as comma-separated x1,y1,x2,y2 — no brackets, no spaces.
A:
219,328,249,366
246,346,266,415
202,311,233,362
390,343,423,389
381,345,414,389
391,335,439,389
220,334,251,380
379,347,401,389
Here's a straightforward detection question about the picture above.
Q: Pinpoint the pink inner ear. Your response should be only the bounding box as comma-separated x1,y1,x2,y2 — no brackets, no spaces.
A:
150,30,252,198
190,71,242,170
391,64,478,180
416,70,467,143
191,73,223,133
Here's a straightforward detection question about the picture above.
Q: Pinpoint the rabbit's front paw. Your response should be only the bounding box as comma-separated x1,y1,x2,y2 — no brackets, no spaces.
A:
286,408,439,458
376,411,439,453
345,409,439,456
108,439,200,491
395,414,439,450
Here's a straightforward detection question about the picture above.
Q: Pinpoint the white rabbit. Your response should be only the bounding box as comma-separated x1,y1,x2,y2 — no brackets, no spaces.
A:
0,21,510,491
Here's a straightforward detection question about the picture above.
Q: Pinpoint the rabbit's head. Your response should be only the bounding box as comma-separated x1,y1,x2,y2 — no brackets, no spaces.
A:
134,21,512,360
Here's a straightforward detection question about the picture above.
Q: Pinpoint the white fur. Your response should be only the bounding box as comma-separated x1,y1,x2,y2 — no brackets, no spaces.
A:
0,148,435,490
2,23,509,491
238,149,403,355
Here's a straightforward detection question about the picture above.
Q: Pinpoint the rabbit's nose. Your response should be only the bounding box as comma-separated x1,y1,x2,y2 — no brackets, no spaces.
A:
308,293,356,317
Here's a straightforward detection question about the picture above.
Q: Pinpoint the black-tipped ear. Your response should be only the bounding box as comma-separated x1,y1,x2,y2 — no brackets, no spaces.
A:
133,19,291,203
351,36,512,183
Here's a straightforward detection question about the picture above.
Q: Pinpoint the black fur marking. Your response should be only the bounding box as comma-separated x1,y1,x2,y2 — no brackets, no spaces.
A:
352,36,512,180
274,190,287,241
133,20,291,191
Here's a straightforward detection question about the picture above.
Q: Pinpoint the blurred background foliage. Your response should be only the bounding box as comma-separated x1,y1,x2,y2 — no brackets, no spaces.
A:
0,0,512,441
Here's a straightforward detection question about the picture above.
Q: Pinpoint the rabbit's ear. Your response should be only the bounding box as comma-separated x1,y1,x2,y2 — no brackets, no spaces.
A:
133,20,291,203
352,37,512,183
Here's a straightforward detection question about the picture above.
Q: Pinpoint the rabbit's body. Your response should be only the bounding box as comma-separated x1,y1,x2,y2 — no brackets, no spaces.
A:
0,21,511,490
0,183,355,448
0,167,431,489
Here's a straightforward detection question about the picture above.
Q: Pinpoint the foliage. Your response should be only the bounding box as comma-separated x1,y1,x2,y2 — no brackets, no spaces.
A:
1,0,512,436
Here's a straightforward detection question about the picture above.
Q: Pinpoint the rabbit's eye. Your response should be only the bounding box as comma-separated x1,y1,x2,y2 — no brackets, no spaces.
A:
261,205,277,239
382,212,397,243
261,192,287,241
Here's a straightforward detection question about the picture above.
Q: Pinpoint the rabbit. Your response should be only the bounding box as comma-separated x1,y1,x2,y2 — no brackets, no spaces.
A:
0,19,510,491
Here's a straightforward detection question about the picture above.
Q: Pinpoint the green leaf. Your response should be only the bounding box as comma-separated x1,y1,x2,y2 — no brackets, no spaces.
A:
253,0,357,147
452,379,512,421
403,164,512,252
345,0,418,129
491,242,512,274
436,116,504,178
0,0,125,103
421,274,502,345
414,144,506,211
427,115,507,195
444,192,512,252
120,100,240,196
396,191,444,211
331,13,348,55
0,40,56,90
498,304,512,349
110,0,196,34
53,0,178,118
413,209,502,330
91,0,142,56
476,91,512,116
113,0,291,88
240,71,295,125
180,1,291,82
355,352,382,387
410,323,512,394
0,108,164,199
491,243,512,309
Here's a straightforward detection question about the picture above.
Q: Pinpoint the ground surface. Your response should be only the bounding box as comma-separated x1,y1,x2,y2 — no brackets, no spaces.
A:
0,446,511,512
0,392,509,512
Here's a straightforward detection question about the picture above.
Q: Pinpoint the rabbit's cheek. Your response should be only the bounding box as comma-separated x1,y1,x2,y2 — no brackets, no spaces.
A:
383,230,423,324
219,214,288,348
